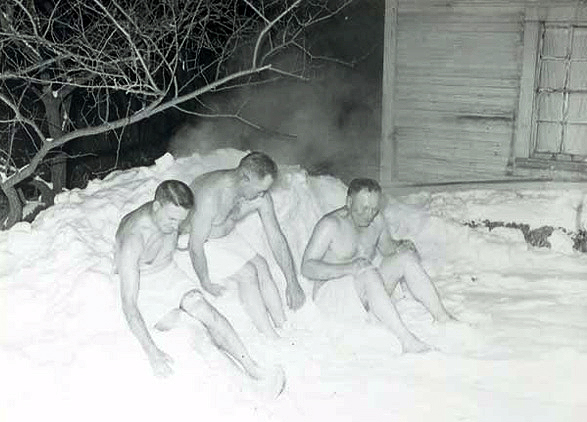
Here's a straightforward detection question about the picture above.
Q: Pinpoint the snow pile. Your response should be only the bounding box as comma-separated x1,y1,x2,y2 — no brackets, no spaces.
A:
1,149,586,422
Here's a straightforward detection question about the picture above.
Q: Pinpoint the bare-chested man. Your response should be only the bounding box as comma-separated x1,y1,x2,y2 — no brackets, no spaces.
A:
115,180,283,391
185,152,305,339
301,178,455,353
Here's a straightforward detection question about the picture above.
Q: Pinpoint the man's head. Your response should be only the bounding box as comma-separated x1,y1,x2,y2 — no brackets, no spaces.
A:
237,151,278,199
346,178,382,228
152,180,194,233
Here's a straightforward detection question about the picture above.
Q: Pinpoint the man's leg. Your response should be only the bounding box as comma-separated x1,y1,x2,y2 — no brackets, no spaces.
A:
356,268,429,353
233,262,280,339
250,255,286,328
179,289,268,379
379,251,453,322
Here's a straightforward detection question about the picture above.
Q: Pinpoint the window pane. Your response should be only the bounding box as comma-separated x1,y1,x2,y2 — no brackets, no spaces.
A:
569,62,587,89
537,93,563,121
568,94,587,123
535,122,562,153
539,60,566,89
564,125,587,155
572,27,587,59
543,27,569,58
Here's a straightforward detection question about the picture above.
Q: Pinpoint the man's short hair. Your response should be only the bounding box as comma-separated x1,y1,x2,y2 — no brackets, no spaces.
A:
238,151,278,180
154,180,194,209
347,178,382,197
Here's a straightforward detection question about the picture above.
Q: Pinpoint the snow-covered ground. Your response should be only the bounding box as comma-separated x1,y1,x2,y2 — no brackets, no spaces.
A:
1,149,586,421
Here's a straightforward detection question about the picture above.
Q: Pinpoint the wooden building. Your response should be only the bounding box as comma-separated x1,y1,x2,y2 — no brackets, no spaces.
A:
380,0,587,186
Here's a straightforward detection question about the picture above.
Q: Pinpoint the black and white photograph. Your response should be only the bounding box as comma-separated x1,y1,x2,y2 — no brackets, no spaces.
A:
1,1,586,421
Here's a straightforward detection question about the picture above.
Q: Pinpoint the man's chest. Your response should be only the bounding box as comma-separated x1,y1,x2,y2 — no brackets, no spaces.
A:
141,233,176,264
332,225,380,259
213,197,258,226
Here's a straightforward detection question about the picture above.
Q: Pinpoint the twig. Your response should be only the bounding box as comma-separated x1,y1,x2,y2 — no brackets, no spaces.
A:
172,104,298,139
91,0,160,93
252,0,301,69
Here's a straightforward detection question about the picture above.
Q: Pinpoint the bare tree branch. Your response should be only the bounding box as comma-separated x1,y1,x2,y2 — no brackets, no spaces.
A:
252,0,301,69
172,104,298,139
0,0,353,228
0,92,44,141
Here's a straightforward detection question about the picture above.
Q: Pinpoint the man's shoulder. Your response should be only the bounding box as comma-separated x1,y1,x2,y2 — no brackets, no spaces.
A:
191,169,232,191
318,208,346,228
192,171,235,203
116,205,151,243
372,212,388,227
370,213,389,235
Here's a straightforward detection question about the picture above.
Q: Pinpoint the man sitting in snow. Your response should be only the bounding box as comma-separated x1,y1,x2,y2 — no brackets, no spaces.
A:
301,178,455,353
184,151,305,339
115,180,284,390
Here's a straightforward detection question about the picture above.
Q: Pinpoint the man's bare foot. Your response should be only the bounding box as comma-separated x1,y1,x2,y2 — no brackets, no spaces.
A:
253,365,286,399
401,336,431,354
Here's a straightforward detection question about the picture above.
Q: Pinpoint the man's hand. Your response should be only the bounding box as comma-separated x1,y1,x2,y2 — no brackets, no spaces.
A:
148,347,174,378
397,239,418,254
351,257,374,275
286,280,306,310
202,282,226,297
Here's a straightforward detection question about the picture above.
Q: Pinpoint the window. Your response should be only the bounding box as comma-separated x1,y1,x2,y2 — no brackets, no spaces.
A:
532,24,587,161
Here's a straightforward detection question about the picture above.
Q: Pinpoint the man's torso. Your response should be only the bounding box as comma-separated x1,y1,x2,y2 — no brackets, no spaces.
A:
115,203,178,272
323,208,384,263
190,170,261,239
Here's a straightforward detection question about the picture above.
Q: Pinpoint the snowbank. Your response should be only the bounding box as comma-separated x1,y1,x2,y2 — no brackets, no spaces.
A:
1,149,586,422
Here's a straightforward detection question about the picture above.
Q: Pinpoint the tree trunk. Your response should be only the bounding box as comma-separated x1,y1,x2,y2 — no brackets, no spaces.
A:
49,154,67,193
1,184,23,229
23,178,55,222
42,87,68,193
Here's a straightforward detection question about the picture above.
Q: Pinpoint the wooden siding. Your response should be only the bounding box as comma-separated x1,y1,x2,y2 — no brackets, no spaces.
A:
389,4,525,182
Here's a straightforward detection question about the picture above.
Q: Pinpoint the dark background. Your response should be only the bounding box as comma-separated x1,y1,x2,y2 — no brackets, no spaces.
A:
66,0,385,186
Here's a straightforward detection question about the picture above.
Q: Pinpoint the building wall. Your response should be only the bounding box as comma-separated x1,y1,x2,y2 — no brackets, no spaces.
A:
384,0,587,184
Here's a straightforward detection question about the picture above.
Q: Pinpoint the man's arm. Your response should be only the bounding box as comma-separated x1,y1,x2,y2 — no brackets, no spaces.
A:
118,234,173,377
257,193,305,310
188,193,224,296
376,216,418,257
301,216,369,280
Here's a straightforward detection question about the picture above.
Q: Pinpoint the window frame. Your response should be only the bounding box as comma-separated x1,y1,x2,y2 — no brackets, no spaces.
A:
515,8,587,173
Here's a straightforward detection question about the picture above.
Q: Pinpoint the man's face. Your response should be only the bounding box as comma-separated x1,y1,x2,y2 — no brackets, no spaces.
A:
348,189,381,228
242,172,274,200
153,201,189,234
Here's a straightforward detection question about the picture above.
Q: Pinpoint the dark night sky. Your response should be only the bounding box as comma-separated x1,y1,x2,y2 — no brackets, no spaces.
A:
166,0,386,183
66,0,385,186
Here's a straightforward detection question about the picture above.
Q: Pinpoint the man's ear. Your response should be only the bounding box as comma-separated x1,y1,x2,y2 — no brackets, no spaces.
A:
262,174,273,186
152,200,161,212
240,169,251,182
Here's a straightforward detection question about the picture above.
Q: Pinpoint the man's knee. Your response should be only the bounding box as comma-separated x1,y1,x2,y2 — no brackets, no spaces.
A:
250,254,269,272
353,268,385,302
385,249,419,268
180,289,210,318
239,261,259,283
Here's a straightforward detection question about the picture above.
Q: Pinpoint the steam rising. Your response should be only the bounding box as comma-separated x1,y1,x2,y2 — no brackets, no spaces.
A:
168,66,381,183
